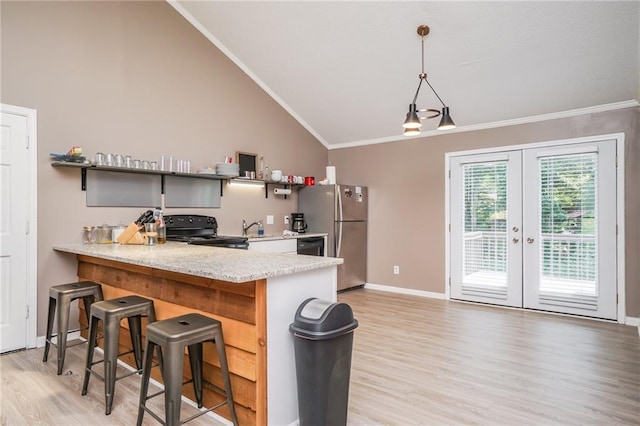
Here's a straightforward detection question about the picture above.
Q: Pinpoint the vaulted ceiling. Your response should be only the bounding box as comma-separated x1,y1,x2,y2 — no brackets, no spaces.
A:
170,1,639,149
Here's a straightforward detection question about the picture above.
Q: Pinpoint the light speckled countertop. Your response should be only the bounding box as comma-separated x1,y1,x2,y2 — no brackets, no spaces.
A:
54,242,342,283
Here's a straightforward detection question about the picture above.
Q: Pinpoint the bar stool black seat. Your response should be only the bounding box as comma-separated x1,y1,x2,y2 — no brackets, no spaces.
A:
82,295,159,415
136,313,239,426
43,281,104,375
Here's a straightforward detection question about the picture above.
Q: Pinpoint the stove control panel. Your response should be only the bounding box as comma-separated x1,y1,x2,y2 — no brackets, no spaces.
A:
164,215,217,230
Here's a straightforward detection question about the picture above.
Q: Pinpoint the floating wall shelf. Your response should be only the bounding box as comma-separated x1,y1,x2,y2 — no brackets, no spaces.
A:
51,161,229,195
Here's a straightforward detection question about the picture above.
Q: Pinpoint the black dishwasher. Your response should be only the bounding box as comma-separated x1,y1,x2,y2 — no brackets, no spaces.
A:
297,237,325,256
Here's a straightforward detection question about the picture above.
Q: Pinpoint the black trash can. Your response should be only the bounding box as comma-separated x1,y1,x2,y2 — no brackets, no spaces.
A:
289,298,359,426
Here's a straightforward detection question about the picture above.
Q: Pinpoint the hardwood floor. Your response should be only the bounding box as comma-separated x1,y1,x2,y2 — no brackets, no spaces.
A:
0,344,227,425
339,289,640,425
1,288,639,425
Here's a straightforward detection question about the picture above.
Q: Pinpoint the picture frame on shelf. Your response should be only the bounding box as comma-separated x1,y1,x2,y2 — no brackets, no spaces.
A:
236,151,257,178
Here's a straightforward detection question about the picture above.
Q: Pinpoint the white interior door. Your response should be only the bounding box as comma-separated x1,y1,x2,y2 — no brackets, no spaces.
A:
0,111,29,352
450,139,618,320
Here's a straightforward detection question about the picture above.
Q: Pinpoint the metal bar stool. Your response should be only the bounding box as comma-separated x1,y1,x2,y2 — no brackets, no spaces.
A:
82,295,160,415
43,281,104,375
136,313,239,426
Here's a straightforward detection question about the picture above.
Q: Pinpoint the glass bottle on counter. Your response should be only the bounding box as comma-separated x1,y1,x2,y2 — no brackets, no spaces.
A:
156,210,166,244
82,226,96,244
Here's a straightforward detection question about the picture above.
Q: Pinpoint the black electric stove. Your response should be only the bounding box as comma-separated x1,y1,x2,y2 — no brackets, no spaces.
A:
164,215,248,249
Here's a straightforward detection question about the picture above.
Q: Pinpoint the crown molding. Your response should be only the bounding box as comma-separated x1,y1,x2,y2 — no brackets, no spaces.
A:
329,100,640,150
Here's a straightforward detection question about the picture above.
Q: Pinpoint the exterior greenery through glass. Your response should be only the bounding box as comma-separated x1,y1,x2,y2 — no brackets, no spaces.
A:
462,154,597,293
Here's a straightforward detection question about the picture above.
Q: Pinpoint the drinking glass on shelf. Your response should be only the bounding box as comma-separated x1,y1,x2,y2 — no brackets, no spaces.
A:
160,155,170,171
94,153,105,166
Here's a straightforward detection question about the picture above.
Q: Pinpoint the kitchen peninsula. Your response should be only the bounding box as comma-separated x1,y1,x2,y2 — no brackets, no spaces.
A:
54,242,343,426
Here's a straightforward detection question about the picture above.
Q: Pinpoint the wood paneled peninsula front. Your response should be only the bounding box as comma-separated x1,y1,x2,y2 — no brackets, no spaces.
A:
53,242,342,426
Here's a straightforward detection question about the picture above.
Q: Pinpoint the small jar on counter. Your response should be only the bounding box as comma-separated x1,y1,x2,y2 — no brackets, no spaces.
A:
82,226,96,244
96,225,113,244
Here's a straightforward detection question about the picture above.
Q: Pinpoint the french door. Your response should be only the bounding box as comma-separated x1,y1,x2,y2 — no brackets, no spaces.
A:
450,139,617,320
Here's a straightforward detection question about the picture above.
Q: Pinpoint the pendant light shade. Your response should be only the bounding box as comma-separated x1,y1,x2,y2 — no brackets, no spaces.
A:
437,106,456,130
403,104,422,129
403,127,421,137
402,25,456,136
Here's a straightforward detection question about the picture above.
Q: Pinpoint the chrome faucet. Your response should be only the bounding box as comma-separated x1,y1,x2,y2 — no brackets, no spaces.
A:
242,219,261,237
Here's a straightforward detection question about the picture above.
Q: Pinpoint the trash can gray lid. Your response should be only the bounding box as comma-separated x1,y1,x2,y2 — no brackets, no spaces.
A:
289,298,358,340
300,299,334,320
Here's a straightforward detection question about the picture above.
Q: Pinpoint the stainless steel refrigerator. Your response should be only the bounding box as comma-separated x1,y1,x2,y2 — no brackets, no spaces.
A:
298,184,367,291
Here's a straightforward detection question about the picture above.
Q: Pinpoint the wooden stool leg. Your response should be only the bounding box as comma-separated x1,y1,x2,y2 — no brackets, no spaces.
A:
42,297,56,363
187,343,204,408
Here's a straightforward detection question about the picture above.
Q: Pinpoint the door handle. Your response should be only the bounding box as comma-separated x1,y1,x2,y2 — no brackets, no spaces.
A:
513,237,519,244
527,237,535,244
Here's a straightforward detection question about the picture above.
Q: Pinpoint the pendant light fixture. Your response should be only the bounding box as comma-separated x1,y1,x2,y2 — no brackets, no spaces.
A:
402,25,455,136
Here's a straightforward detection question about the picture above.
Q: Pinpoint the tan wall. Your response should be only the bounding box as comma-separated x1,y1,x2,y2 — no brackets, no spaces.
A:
1,1,328,334
3,1,637,338
329,107,640,317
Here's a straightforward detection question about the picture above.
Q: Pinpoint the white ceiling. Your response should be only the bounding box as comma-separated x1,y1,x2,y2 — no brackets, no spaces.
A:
170,1,640,149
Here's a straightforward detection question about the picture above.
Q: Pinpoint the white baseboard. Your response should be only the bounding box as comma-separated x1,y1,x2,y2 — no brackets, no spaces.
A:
364,283,446,300
624,316,640,337
36,331,81,348
625,316,639,327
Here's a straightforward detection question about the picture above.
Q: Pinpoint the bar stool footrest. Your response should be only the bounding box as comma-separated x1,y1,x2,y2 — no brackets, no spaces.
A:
140,396,231,426
44,339,87,349
86,367,141,383
141,378,196,402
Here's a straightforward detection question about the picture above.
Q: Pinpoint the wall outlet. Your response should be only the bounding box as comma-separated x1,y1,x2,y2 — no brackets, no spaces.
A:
266,215,274,225
284,215,290,225
393,265,400,275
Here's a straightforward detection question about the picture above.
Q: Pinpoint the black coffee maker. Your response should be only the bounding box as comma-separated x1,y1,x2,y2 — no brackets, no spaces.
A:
291,213,307,233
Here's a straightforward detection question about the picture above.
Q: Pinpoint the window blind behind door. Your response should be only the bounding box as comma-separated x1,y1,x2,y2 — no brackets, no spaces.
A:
462,161,508,297
538,153,598,307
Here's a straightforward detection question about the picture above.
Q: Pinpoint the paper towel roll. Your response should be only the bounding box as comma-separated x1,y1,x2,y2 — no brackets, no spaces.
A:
326,166,336,184
274,188,292,195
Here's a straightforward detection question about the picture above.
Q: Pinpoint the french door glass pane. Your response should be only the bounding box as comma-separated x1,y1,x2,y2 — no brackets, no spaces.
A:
462,161,508,289
538,153,597,297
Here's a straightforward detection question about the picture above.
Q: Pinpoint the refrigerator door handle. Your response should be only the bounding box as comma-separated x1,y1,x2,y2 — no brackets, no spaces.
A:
336,185,343,257
337,184,343,222
336,221,343,257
